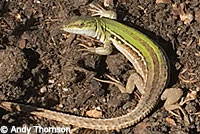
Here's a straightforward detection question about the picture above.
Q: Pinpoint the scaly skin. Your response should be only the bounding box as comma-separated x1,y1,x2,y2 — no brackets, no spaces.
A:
0,16,168,131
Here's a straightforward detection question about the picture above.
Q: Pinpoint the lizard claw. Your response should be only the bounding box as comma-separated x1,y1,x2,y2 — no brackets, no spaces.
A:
93,74,128,93
77,44,96,53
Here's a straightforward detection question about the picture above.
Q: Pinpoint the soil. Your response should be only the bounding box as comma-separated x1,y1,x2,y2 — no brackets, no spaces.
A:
0,0,200,134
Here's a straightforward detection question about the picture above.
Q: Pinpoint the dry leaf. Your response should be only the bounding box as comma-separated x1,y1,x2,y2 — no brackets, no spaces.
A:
17,39,26,49
86,109,103,118
156,0,171,4
103,0,113,7
172,3,193,24
195,9,200,23
198,38,200,46
166,117,177,126
180,13,193,25
134,121,151,134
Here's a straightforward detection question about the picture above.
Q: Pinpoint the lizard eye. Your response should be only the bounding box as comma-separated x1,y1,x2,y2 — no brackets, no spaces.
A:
79,22,84,26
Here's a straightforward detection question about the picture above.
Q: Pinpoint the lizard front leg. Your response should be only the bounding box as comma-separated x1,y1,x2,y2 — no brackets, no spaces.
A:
79,39,113,55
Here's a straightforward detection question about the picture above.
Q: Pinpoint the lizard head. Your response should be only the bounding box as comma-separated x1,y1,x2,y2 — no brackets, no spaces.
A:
61,16,98,37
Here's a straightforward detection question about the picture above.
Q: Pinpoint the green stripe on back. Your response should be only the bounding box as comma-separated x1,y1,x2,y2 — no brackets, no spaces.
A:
97,17,162,67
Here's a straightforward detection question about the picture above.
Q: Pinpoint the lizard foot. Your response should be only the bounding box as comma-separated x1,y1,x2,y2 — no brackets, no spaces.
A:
161,88,190,125
94,72,144,95
93,74,126,93
89,3,117,19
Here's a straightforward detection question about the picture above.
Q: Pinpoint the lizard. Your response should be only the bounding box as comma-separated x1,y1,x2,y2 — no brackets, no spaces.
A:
0,3,188,131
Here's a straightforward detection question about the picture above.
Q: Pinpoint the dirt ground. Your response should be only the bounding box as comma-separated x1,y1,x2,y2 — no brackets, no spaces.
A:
0,0,200,134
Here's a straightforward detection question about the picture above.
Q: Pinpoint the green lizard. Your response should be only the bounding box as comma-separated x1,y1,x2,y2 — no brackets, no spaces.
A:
60,5,169,130
0,3,189,131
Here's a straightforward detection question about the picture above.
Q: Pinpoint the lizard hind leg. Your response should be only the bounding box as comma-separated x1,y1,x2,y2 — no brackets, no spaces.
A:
161,88,190,124
94,72,145,94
